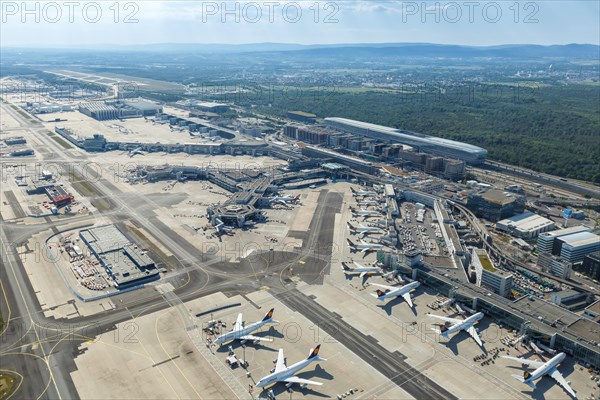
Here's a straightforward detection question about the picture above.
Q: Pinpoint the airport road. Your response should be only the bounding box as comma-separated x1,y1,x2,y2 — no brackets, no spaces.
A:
275,288,458,400
0,218,71,399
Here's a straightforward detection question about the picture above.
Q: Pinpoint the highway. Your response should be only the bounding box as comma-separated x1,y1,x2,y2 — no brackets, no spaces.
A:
481,160,600,199
448,201,595,292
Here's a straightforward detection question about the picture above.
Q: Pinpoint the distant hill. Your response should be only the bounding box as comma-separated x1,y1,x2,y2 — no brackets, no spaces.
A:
279,43,600,59
127,42,600,59
6,42,598,59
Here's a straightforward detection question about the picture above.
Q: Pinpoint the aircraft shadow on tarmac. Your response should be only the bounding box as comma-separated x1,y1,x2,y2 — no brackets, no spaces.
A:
434,325,488,356
215,339,279,354
257,365,332,399
343,274,371,287
376,296,418,317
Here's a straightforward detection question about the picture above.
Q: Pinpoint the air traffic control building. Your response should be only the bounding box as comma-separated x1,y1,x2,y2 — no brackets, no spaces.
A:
324,117,488,164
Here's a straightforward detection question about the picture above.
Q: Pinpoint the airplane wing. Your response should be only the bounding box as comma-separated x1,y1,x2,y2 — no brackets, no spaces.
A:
548,368,576,398
427,314,461,324
233,313,243,331
239,334,273,343
360,271,367,278
402,292,413,308
369,283,396,291
501,356,545,369
361,248,370,253
275,349,287,373
283,376,323,386
466,326,483,347
353,261,366,269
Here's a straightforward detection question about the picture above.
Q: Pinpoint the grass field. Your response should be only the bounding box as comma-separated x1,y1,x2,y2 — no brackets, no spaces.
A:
0,372,19,399
50,136,73,150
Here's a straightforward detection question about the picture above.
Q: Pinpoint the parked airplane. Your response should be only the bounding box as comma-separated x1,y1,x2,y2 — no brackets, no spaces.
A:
341,261,383,278
256,345,326,389
357,200,379,207
352,208,382,219
429,312,485,347
501,352,576,398
346,238,384,253
351,187,377,197
213,308,277,346
370,281,420,307
213,218,234,236
270,194,301,206
128,147,144,157
347,222,386,237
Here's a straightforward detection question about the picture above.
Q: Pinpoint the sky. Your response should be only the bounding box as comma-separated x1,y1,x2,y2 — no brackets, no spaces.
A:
1,1,599,48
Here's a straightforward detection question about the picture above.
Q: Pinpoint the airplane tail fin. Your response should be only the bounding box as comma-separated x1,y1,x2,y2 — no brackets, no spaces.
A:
347,222,355,231
307,345,326,361
431,324,448,337
347,238,356,248
341,262,352,272
375,289,386,298
262,308,275,322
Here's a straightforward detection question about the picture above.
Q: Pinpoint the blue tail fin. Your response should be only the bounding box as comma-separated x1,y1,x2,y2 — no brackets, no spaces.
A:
308,345,321,359
262,308,274,322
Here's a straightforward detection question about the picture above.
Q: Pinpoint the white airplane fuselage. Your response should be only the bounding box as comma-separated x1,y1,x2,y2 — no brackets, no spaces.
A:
214,320,271,345
256,358,317,388
355,243,383,251
359,227,384,234
376,281,420,301
342,264,382,275
350,225,385,235
356,211,381,217
527,353,566,383
354,191,377,197
442,312,484,337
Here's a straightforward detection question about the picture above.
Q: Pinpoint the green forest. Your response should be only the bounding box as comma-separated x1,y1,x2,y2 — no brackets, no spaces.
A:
248,84,600,184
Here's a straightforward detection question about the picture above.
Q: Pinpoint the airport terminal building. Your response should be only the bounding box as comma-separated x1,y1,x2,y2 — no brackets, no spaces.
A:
324,117,488,164
411,262,600,369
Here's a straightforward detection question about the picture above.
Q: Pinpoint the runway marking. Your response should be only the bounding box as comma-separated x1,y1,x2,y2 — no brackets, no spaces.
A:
0,274,13,338
124,307,181,399
0,227,62,400
0,352,52,400
155,309,203,398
